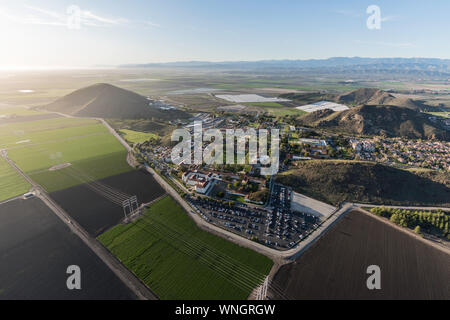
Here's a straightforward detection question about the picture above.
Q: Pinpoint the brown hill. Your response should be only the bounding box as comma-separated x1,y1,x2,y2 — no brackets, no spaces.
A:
297,105,449,140
337,88,427,111
277,161,450,206
45,83,189,120
282,88,428,111
337,88,396,106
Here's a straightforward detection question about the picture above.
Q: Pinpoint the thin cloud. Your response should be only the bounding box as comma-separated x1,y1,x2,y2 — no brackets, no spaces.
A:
381,15,398,22
82,10,128,26
145,20,161,28
0,5,129,28
0,7,66,26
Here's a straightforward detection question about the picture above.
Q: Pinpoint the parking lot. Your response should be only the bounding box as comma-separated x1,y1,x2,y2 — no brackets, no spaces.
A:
188,183,320,250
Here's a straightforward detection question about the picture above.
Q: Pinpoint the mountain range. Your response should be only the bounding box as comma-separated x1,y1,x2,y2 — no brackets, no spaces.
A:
121,57,450,78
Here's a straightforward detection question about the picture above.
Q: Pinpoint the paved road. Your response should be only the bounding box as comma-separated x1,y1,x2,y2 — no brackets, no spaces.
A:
0,150,158,300
354,203,450,212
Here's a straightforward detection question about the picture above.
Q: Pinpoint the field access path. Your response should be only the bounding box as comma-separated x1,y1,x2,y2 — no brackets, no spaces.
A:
0,149,158,300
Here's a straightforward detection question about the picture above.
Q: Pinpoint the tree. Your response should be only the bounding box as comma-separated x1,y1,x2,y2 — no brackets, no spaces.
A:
414,226,422,237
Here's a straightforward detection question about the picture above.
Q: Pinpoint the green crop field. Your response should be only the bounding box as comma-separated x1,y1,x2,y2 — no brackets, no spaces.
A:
0,157,30,202
0,107,44,116
2,117,132,192
99,196,273,300
119,129,159,144
242,102,307,117
244,102,285,108
428,112,450,119
0,118,100,149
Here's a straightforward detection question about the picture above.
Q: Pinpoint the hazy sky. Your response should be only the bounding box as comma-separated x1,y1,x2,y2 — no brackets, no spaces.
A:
0,0,449,68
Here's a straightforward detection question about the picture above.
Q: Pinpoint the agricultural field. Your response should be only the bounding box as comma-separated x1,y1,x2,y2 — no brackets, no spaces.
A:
0,106,44,117
428,112,450,119
272,210,450,300
0,157,30,202
119,129,159,144
1,117,132,192
51,170,166,235
0,198,136,300
99,195,273,300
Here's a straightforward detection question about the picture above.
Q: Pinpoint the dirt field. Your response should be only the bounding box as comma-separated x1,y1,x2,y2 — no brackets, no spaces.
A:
0,198,136,300
272,210,450,300
50,169,166,236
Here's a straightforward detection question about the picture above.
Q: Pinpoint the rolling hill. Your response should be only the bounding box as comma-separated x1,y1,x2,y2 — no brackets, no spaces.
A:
296,104,449,140
282,88,429,111
277,161,450,207
45,83,189,121
336,88,427,110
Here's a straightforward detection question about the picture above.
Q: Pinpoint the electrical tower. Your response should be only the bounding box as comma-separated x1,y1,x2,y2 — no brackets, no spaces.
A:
122,196,139,220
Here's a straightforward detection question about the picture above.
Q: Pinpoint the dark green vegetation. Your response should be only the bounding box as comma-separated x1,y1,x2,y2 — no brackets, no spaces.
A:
0,198,135,300
99,196,273,300
45,83,189,121
272,210,450,300
0,157,30,202
370,207,450,240
277,161,450,206
295,105,449,141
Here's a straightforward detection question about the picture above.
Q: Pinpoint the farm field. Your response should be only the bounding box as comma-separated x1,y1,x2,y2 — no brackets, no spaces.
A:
99,195,273,300
272,210,450,300
428,112,450,119
50,170,166,236
119,129,158,144
244,102,306,117
0,198,136,300
0,118,105,149
0,106,44,116
1,117,132,192
0,113,62,125
0,157,30,202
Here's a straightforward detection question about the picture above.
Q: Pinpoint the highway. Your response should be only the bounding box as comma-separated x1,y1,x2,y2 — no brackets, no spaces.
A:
0,149,158,300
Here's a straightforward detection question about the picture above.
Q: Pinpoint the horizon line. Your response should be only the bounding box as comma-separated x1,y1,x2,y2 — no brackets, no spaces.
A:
1,56,449,71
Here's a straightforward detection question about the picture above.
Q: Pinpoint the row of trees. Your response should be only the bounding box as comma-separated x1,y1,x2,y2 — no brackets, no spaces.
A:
370,207,450,239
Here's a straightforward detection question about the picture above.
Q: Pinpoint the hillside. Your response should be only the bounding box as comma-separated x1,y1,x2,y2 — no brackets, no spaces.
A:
282,88,429,111
296,105,449,140
45,83,189,121
338,88,429,110
277,161,450,207
337,88,394,106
